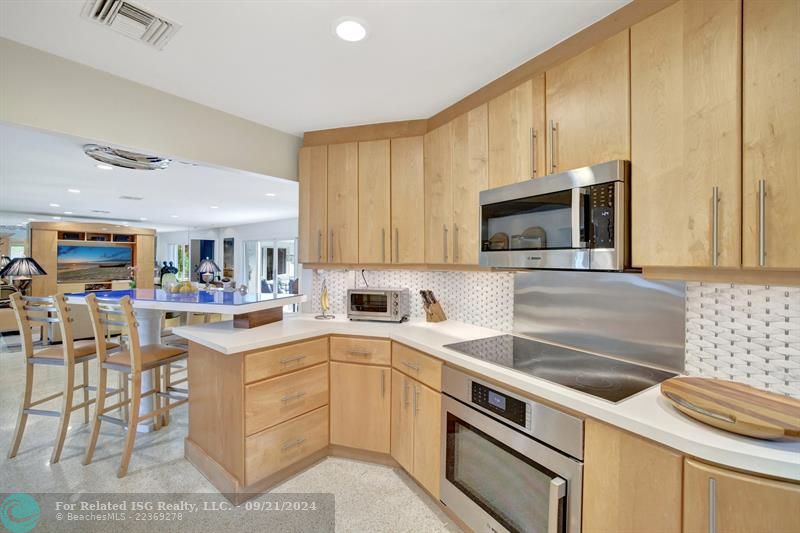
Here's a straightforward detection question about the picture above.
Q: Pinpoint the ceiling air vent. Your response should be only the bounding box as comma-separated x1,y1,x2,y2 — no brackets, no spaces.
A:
81,0,181,50
84,144,171,171
119,195,144,200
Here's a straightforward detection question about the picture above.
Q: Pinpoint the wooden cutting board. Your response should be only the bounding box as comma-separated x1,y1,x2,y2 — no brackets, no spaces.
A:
660,377,800,440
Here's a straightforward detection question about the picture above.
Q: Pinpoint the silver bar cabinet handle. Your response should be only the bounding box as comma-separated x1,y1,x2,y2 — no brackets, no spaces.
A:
329,229,334,262
381,228,386,263
403,379,409,408
380,370,386,398
549,120,558,174
758,179,766,267
281,437,305,452
317,230,322,262
402,360,420,372
712,187,720,267
548,477,566,533
394,227,399,263
413,384,420,416
708,477,717,533
453,224,459,263
443,224,449,263
530,127,537,178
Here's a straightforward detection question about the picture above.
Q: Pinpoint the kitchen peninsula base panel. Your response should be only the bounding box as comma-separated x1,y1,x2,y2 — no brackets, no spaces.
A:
233,306,284,328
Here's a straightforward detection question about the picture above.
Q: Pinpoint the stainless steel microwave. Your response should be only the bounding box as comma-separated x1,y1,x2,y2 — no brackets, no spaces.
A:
479,160,629,271
347,288,410,322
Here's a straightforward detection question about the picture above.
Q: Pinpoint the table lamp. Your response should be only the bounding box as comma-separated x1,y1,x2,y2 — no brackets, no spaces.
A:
0,256,47,294
196,257,221,290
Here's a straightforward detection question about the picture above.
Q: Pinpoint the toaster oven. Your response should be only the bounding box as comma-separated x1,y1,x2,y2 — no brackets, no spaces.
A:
347,288,410,323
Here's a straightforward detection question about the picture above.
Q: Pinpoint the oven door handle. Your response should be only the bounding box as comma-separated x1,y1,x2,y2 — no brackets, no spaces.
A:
548,477,566,533
571,188,588,249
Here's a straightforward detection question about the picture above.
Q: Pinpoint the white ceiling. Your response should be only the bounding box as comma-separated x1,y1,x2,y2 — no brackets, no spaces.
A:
0,0,630,136
0,123,298,232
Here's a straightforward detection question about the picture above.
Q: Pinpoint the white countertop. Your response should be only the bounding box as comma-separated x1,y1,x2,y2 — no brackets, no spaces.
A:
173,315,800,482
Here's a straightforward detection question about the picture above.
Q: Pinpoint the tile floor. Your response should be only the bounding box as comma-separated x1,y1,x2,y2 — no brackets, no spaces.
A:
0,335,455,532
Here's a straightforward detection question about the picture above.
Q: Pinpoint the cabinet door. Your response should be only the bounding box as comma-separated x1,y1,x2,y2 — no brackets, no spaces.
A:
546,30,630,173
743,0,800,269
583,420,683,533
452,104,488,265
134,234,155,289
358,139,391,264
298,145,327,264
424,123,453,264
631,1,741,268
390,136,425,264
329,361,390,453
412,382,442,499
684,459,800,533
488,79,533,187
390,370,414,473
327,142,359,263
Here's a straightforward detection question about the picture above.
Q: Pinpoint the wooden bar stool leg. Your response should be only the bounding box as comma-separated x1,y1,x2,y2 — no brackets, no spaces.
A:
82,360,90,424
152,367,161,432
161,365,171,427
8,362,35,459
118,372,141,478
84,366,109,466
119,373,129,421
51,362,75,464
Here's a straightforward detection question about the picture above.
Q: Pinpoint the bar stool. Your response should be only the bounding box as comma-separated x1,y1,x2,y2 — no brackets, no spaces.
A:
83,293,188,478
7,293,120,463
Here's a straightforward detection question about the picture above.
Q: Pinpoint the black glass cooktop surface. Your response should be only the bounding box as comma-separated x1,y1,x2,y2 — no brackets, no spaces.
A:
444,334,677,403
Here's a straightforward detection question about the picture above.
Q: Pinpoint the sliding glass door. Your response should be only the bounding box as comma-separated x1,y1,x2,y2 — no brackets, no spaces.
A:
243,238,299,312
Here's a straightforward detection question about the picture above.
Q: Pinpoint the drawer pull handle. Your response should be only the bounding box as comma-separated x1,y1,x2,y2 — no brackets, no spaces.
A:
348,350,372,357
281,391,307,403
281,437,306,451
279,355,307,366
401,361,420,372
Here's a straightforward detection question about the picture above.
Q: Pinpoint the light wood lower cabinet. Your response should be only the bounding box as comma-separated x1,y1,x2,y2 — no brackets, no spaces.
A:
583,419,683,533
390,370,442,499
391,342,442,392
330,336,391,365
683,459,800,533
244,336,328,383
329,361,391,453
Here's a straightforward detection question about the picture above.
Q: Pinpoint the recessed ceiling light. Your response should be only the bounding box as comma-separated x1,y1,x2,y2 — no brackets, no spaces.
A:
210,205,219,209
170,215,179,218
64,211,73,215
49,203,60,207
67,188,80,194
52,216,61,220
335,18,367,42
265,193,276,197
139,217,148,221
96,163,113,170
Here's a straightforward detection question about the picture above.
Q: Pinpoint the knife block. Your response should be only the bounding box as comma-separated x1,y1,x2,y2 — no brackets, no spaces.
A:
424,302,447,323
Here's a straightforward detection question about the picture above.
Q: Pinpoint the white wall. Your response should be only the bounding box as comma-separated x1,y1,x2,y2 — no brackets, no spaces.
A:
0,38,302,180
156,218,298,285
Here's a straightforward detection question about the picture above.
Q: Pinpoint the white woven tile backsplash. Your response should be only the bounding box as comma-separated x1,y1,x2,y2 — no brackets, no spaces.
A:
685,282,800,399
309,269,515,331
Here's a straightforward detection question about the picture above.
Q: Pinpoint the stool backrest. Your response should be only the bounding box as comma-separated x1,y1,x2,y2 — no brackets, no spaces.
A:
85,294,142,371
9,293,76,362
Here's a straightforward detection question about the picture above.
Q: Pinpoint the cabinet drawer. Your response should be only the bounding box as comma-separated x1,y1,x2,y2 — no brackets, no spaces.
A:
245,405,328,485
245,337,328,383
330,336,391,365
392,343,442,391
245,363,329,435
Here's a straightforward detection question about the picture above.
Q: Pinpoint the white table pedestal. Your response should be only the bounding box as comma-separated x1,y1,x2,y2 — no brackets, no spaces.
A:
133,308,163,433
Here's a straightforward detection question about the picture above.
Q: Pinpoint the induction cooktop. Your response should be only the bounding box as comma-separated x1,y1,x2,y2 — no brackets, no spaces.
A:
444,334,677,403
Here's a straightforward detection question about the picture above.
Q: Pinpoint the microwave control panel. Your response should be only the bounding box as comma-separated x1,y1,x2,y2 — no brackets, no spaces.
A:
589,183,615,248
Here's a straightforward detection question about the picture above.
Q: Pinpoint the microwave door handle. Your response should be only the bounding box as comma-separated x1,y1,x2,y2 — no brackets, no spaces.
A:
548,477,566,533
571,188,588,249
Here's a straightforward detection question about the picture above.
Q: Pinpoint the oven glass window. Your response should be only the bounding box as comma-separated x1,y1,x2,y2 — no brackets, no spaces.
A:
350,293,388,313
446,414,564,533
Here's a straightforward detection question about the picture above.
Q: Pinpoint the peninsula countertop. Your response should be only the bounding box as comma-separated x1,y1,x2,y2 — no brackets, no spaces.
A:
173,315,800,482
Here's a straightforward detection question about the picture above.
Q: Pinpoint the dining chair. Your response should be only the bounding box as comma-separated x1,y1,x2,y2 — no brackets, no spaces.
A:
83,293,188,477
7,293,120,463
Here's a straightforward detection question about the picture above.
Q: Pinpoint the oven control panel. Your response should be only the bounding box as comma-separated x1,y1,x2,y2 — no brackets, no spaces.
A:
471,381,531,429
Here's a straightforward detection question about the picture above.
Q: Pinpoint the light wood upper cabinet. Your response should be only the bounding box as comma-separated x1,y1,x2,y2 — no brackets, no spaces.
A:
327,142,359,263
134,234,154,289
546,30,630,173
424,123,454,264
583,419,683,533
742,0,800,270
391,136,425,264
358,140,391,263
452,104,488,265
298,145,327,264
489,77,541,187
683,459,800,533
329,361,390,453
631,1,741,268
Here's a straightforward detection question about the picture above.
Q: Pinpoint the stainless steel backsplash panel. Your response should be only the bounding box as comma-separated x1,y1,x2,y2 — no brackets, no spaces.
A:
514,271,686,372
